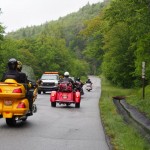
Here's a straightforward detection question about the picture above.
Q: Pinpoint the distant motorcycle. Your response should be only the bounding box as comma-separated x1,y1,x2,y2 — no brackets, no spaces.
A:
85,83,92,92
74,80,84,95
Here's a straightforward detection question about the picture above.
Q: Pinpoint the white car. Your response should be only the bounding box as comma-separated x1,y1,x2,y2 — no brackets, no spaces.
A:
38,72,59,94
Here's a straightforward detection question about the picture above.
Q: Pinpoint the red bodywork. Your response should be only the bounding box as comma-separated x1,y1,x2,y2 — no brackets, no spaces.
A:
50,91,81,108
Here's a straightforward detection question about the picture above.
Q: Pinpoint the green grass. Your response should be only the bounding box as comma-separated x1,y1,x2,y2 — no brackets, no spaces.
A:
99,76,150,150
127,85,150,118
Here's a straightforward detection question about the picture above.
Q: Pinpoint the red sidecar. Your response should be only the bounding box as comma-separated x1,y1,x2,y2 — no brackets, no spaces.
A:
50,82,81,108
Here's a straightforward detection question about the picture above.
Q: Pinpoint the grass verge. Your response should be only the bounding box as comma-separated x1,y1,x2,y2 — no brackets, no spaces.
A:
99,76,150,150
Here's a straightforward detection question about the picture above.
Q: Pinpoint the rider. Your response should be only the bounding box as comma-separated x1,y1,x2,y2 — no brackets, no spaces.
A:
86,78,92,84
86,78,92,90
1,58,33,115
75,77,84,94
76,77,84,84
17,60,33,115
17,61,28,83
75,77,84,87
1,58,21,82
59,71,75,89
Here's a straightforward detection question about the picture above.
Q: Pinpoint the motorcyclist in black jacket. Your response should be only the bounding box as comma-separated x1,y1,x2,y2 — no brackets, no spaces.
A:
86,78,92,84
59,72,75,89
17,60,33,115
1,58,21,82
1,58,33,115
61,72,74,84
75,77,84,95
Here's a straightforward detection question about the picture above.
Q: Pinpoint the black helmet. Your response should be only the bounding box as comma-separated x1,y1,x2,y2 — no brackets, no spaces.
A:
77,77,80,81
17,61,22,72
8,58,18,70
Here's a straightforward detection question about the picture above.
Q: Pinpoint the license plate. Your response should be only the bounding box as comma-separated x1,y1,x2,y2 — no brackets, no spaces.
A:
62,94,68,99
4,100,12,106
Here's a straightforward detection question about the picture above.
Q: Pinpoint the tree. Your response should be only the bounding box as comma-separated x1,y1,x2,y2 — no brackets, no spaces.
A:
101,0,150,87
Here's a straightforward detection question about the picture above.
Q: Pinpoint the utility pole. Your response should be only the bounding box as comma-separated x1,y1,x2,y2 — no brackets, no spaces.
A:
142,62,145,99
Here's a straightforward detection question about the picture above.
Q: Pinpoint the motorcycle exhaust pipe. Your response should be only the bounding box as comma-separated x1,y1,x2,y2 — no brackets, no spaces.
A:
15,116,27,121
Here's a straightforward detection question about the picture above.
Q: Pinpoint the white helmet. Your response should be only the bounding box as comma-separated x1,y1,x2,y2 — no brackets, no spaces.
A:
64,71,69,77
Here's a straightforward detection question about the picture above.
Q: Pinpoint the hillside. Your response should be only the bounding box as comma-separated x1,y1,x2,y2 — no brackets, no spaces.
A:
6,2,105,40
0,1,107,78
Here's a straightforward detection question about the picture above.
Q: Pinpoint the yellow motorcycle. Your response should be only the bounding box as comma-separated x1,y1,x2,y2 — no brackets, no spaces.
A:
0,66,37,126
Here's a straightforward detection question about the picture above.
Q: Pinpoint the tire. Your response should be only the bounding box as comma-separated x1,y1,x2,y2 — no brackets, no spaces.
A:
22,117,27,121
51,102,56,107
6,118,16,126
75,103,80,108
38,90,41,94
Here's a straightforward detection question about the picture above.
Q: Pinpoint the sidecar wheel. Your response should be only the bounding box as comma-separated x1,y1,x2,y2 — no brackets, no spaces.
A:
6,118,16,126
51,102,56,107
75,103,80,108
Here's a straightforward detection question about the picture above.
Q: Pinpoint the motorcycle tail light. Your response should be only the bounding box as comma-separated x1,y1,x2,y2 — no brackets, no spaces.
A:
13,88,22,93
51,92,55,97
51,94,55,97
0,88,2,93
17,102,26,108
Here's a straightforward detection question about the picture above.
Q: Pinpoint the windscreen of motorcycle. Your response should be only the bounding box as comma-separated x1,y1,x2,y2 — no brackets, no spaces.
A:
22,65,36,82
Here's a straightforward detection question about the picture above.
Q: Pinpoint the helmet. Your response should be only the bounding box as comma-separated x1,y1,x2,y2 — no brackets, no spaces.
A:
8,58,18,70
64,71,69,77
77,77,80,81
17,61,22,72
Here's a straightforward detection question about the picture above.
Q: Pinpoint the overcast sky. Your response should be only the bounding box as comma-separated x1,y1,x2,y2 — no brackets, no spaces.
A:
0,0,103,33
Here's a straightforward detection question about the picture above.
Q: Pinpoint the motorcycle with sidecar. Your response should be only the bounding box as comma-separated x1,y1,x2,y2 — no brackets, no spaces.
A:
50,81,81,108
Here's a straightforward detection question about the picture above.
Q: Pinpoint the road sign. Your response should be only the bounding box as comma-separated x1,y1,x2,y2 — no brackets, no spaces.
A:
142,62,145,79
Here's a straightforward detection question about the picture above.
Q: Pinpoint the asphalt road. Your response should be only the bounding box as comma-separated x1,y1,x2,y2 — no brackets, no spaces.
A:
0,76,109,150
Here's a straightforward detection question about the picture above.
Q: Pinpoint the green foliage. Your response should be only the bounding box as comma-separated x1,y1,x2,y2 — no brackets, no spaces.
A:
80,14,105,75
126,84,150,118
0,38,18,77
100,76,150,149
1,2,104,79
101,0,150,87
2,0,150,88
0,9,5,76
102,22,135,87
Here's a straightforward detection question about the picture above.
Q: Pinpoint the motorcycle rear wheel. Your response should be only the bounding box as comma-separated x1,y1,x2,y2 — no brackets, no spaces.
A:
75,103,80,108
6,118,16,126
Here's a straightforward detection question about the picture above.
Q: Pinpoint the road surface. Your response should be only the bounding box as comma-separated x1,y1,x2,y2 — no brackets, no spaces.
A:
0,76,109,150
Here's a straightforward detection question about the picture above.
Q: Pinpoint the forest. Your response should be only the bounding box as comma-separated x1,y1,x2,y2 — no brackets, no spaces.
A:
0,0,150,88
